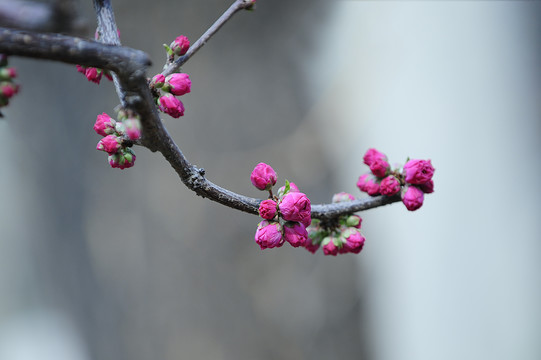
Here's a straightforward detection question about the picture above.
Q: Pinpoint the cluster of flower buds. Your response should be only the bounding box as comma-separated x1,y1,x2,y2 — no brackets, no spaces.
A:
251,163,313,250
150,36,192,118
357,148,435,211
75,31,114,85
0,54,19,115
305,193,366,256
93,109,142,169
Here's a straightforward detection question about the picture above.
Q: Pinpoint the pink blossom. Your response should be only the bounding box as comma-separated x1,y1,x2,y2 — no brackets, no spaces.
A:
283,222,308,248
332,192,355,203
151,74,165,88
159,94,185,118
85,67,102,84
363,148,387,166
6,68,16,78
258,199,277,220
277,182,299,198
358,174,380,196
356,173,370,192
380,175,401,196
279,192,311,227
0,67,16,80
341,228,365,254
304,237,320,254
403,159,435,185
370,157,390,178
108,148,136,169
96,135,122,155
254,221,284,249
419,179,434,194
76,65,87,74
123,118,142,141
165,73,191,96
250,163,277,191
346,215,362,229
171,35,190,56
0,83,18,98
401,185,424,211
93,113,117,136
322,237,339,256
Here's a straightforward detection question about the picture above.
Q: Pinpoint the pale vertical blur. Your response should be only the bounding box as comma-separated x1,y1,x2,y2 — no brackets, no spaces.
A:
0,1,540,360
310,1,541,360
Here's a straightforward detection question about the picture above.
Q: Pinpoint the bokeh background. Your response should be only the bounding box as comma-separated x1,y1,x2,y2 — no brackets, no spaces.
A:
0,1,540,359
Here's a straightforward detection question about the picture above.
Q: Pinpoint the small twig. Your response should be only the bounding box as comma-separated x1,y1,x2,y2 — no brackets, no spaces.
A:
162,0,254,77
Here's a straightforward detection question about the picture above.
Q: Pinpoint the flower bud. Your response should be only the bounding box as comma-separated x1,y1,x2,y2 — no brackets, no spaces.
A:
369,157,390,178
345,215,362,228
76,65,87,74
0,82,18,98
403,159,435,185
401,185,424,211
305,226,323,254
258,199,277,220
151,74,166,88
85,67,102,84
171,35,190,56
254,220,284,249
96,135,122,155
250,162,277,191
279,192,311,227
283,221,308,248
93,113,117,136
108,148,136,169
341,228,365,254
332,192,355,203
276,182,299,198
165,73,191,96
158,94,185,118
380,175,401,196
0,67,16,80
358,174,380,196
363,148,387,167
123,118,142,141
322,236,339,256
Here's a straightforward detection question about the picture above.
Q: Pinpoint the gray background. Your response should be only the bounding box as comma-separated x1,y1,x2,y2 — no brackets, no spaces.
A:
0,1,540,360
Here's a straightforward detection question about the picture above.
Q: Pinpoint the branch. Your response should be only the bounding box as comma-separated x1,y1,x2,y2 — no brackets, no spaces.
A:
162,0,254,76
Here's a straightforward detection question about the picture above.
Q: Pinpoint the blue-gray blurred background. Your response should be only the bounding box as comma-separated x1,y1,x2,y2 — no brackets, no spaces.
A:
0,1,540,359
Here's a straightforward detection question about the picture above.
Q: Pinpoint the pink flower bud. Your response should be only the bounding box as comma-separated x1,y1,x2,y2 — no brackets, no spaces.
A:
96,135,122,155
332,192,355,203
0,67,16,80
85,67,102,84
419,179,434,194
283,222,308,248
165,73,191,96
151,74,166,88
258,199,277,220
279,192,311,227
380,175,401,196
358,174,380,196
277,182,299,198
158,94,185,118
254,220,284,249
250,163,277,191
0,83,18,98
123,118,142,141
363,148,387,167
76,65,87,74
171,35,190,56
305,222,323,254
305,237,321,254
322,236,339,256
341,228,365,254
108,148,136,169
93,113,117,136
403,159,435,185
369,157,390,178
401,185,424,211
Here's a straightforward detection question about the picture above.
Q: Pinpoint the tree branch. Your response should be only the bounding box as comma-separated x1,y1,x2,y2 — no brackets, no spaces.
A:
162,0,254,76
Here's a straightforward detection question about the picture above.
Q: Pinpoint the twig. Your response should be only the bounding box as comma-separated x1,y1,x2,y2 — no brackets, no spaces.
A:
162,0,254,77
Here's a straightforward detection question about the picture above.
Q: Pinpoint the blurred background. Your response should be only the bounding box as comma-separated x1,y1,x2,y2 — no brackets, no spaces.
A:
0,0,540,359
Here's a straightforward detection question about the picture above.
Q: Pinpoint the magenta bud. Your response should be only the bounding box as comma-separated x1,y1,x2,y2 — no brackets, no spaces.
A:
0,83,18,98
363,148,387,167
171,35,190,56
93,113,117,136
108,148,136,170
322,236,339,256
0,67,16,80
380,175,401,196
85,67,102,84
276,182,299,198
357,173,380,196
96,135,122,155
279,192,311,226
403,159,435,185
254,220,284,249
165,73,191,96
341,228,365,254
345,215,362,228
258,199,277,220
419,179,434,194
158,94,185,118
401,185,424,211
283,221,308,248
369,157,390,178
123,118,142,141
151,74,166,88
250,163,277,191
